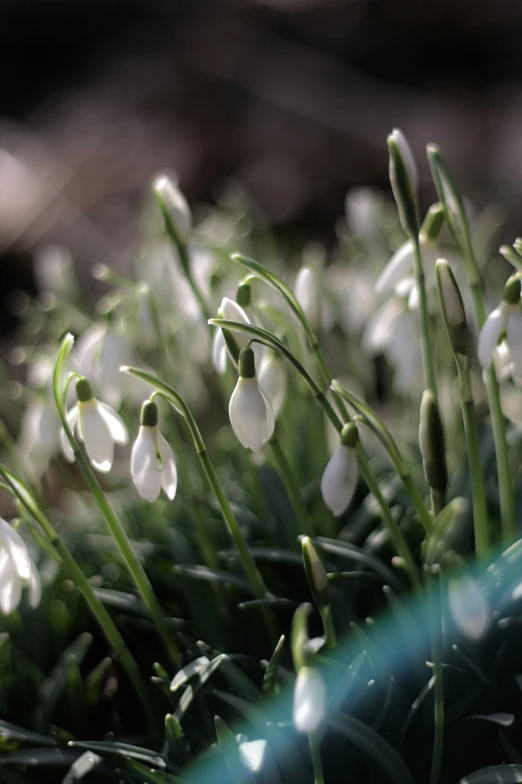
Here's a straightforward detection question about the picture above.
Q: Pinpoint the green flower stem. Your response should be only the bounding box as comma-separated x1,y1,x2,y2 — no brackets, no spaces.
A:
211,319,420,588
0,465,157,733
413,237,439,405
321,604,337,648
269,433,312,538
53,337,179,665
331,380,433,533
455,356,489,556
122,366,268,600
429,570,444,784
309,732,325,784
429,148,514,541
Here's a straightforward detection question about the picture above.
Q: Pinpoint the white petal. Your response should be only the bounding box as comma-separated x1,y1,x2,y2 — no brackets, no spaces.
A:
0,553,21,614
0,519,31,580
157,433,178,500
478,306,508,369
229,378,273,452
27,559,41,608
239,740,267,774
258,354,287,416
375,241,414,293
407,282,419,310
220,298,251,349
211,328,227,375
448,576,489,641
293,667,327,734
97,402,129,445
295,266,320,329
99,331,130,407
60,405,79,462
78,402,114,473
320,445,358,516
361,299,402,354
507,311,522,376
73,324,106,378
131,427,162,502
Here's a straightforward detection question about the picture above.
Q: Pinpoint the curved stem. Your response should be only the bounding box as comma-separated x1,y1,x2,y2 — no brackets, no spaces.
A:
53,336,179,665
123,366,268,600
413,237,439,406
0,465,157,733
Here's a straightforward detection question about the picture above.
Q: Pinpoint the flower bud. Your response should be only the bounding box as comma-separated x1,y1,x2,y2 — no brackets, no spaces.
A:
301,537,328,609
295,265,321,330
152,174,192,243
293,666,327,734
387,129,419,237
436,259,469,356
419,390,448,494
420,203,445,242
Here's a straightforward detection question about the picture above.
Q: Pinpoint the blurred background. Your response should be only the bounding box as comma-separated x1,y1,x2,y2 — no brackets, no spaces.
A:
1,0,522,321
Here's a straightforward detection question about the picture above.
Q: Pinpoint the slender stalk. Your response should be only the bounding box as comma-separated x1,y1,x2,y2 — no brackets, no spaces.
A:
269,433,312,538
413,237,439,405
428,568,444,784
308,733,325,784
123,367,268,600
455,356,489,556
0,466,157,732
321,604,337,648
53,337,179,665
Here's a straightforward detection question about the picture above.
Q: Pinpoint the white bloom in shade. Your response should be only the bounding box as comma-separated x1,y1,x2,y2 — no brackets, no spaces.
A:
238,739,267,774
73,321,132,409
131,400,178,502
448,575,489,641
295,265,321,329
211,297,252,375
18,397,60,478
320,423,359,517
229,348,275,451
60,378,128,473
293,666,327,733
257,350,287,416
152,174,192,242
375,237,439,310
0,519,41,615
478,277,522,371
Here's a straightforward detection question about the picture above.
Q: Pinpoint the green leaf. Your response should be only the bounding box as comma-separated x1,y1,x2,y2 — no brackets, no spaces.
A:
459,765,522,783
215,716,253,784
60,751,102,784
36,633,93,731
173,564,254,594
124,758,189,783
314,537,404,593
164,713,190,765
68,740,165,767
173,654,228,721
422,497,468,564
0,721,57,747
263,635,285,696
0,748,80,767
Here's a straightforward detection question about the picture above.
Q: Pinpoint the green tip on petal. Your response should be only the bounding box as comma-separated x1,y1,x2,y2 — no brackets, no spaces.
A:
140,400,158,427
236,281,251,308
340,422,358,448
238,347,256,379
76,377,94,402
503,275,521,305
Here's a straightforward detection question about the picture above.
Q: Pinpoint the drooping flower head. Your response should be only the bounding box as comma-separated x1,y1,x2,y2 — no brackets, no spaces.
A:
320,422,359,516
0,519,41,615
152,174,192,243
212,296,252,376
60,378,128,473
131,400,178,503
478,276,522,377
229,348,275,452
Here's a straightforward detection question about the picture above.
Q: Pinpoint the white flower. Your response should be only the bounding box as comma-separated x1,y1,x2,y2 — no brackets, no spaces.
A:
131,400,178,502
73,321,132,408
18,397,60,478
60,378,128,473
293,666,327,734
212,297,252,376
478,278,522,373
320,424,359,517
0,519,41,615
389,128,418,193
257,350,287,416
362,298,422,392
345,187,383,243
375,237,438,310
152,174,192,242
448,575,489,641
295,265,321,329
229,348,275,451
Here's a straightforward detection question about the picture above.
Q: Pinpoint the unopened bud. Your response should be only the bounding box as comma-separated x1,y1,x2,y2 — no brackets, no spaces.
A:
152,174,192,243
436,259,469,356
302,537,328,609
420,203,445,242
340,422,359,448
387,129,419,237
419,390,448,494
295,266,321,330
293,666,327,734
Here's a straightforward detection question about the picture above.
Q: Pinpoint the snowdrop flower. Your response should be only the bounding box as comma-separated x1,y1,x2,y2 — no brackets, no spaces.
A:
295,265,321,330
0,518,41,615
388,128,418,237
362,297,422,392
18,396,60,478
229,348,275,451
320,423,359,517
212,296,252,375
345,187,383,244
73,319,132,408
257,350,287,416
478,276,522,374
131,400,178,502
448,575,490,641
152,174,192,242
293,666,327,733
60,378,128,473
436,258,469,357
